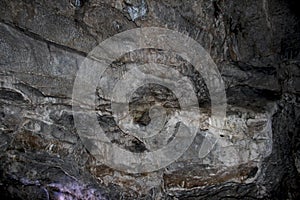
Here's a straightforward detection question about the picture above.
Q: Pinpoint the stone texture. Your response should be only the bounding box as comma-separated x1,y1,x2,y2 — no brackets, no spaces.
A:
0,0,300,199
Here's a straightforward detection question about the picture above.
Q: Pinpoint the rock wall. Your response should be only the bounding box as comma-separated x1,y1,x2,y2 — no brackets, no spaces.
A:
0,0,299,199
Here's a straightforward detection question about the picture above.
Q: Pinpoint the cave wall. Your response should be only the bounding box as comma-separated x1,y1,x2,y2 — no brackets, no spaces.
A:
0,0,299,199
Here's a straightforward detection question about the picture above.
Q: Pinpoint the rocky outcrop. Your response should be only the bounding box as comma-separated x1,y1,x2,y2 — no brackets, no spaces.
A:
0,0,299,199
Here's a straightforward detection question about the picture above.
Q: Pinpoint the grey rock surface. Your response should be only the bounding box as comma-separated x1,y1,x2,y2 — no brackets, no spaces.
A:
0,0,299,199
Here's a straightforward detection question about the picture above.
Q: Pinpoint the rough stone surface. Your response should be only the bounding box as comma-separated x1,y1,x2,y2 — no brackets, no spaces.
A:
0,0,300,199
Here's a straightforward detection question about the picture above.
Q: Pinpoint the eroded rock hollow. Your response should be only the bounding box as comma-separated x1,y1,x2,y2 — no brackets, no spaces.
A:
0,0,299,199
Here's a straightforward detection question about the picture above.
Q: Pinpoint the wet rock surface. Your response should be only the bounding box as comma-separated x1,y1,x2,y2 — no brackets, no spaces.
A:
0,0,300,199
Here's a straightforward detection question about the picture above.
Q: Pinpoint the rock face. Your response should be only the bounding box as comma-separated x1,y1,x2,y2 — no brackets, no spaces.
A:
0,0,299,199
